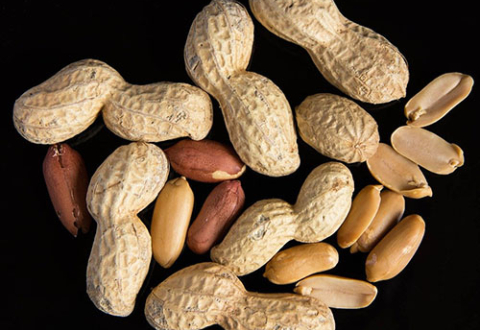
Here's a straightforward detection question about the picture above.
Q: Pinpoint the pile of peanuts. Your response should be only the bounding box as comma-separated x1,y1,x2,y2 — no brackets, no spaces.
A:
13,0,473,329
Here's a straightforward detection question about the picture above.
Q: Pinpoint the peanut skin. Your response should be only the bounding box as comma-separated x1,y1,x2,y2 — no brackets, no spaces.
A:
43,143,92,236
187,180,245,254
164,139,246,183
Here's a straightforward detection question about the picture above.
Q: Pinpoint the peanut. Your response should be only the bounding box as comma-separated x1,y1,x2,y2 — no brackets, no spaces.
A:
296,93,379,163
151,176,195,269
366,143,432,199
249,0,409,104
184,0,300,177
43,143,92,236
86,142,169,316
355,189,405,253
294,274,378,309
391,125,464,175
210,162,353,276
366,214,425,282
164,139,246,183
187,180,245,255
13,59,213,144
263,242,339,285
337,184,383,249
144,262,335,330
405,72,474,127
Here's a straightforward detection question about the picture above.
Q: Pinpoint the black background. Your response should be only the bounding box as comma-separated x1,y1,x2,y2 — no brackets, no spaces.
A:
2,1,479,329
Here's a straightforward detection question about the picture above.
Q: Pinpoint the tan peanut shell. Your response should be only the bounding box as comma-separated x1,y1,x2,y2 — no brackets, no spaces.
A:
355,189,405,253
366,214,425,282
164,139,246,183
187,180,245,255
43,143,92,236
145,262,335,330
296,93,379,163
366,143,432,199
294,274,378,309
249,0,409,104
391,125,464,175
13,59,123,144
86,142,169,316
151,176,194,269
337,184,383,249
211,162,354,276
184,0,300,177
13,59,213,144
405,72,474,127
263,242,339,285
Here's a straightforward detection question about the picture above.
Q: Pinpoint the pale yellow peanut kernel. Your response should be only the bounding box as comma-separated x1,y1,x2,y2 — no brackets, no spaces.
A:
295,274,378,309
337,184,383,249
405,72,473,127
366,214,426,282
356,189,405,253
366,143,432,199
151,176,195,269
263,242,339,284
391,125,464,175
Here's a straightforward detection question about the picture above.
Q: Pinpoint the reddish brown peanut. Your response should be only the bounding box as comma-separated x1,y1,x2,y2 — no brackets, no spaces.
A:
355,189,405,253
366,214,426,282
164,139,246,183
405,72,474,127
295,274,378,309
296,93,380,163
145,262,335,330
184,0,300,177
249,0,409,104
86,142,169,316
187,180,245,255
43,143,92,236
263,242,339,285
337,184,383,249
151,176,195,268
391,125,464,175
211,162,353,276
13,59,213,144
366,143,432,199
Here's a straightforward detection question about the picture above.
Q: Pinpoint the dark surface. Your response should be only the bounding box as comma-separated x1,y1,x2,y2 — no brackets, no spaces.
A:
2,1,479,329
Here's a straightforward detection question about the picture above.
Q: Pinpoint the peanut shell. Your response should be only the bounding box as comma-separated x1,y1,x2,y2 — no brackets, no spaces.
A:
296,93,379,163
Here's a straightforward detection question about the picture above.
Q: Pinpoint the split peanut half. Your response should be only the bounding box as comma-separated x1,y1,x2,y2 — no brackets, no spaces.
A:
294,274,378,309
263,242,339,285
337,184,383,249
391,125,464,175
354,189,405,253
405,72,473,127
366,143,432,199
151,176,195,268
366,214,426,282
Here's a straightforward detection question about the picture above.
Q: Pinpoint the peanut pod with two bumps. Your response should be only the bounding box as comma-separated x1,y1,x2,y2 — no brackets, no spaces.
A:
145,262,335,330
86,142,169,316
13,59,213,144
211,162,354,276
184,0,300,177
